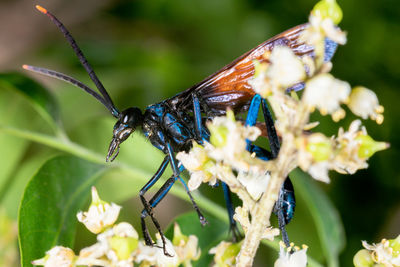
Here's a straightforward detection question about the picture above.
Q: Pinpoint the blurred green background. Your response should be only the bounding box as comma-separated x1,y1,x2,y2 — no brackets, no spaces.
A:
0,0,399,266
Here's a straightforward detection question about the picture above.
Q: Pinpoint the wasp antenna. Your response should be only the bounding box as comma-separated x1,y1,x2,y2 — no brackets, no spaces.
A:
34,5,118,117
23,64,120,117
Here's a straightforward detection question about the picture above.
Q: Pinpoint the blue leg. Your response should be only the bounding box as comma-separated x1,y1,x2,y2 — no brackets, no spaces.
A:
139,156,169,246
222,182,242,241
242,95,294,246
245,94,262,150
217,95,263,241
192,94,210,142
261,99,280,157
192,94,203,144
260,98,295,247
140,140,207,252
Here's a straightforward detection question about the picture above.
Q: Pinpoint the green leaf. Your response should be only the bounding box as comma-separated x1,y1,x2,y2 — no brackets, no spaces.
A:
2,151,54,219
0,72,61,133
291,169,345,267
165,211,230,267
18,155,107,267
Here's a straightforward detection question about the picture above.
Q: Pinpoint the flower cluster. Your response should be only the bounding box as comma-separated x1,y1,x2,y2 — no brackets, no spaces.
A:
178,0,389,265
353,235,400,267
177,110,271,201
296,120,388,182
32,187,200,267
209,240,309,267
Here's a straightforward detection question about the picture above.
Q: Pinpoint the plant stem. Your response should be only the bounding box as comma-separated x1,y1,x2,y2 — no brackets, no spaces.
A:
236,96,310,266
236,139,294,266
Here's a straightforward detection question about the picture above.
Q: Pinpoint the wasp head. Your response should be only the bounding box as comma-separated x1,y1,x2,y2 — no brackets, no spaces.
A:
107,107,143,162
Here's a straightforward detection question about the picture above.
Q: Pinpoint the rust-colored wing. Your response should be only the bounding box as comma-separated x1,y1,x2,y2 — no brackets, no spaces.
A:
167,24,313,115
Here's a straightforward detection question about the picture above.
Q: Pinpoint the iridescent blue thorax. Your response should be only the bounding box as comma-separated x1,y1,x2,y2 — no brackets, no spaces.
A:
142,103,196,153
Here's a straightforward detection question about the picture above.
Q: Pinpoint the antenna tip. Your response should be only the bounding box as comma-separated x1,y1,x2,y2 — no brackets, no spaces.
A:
35,5,48,14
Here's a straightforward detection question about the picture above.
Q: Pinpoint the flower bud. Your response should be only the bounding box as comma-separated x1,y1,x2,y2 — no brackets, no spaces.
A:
109,222,139,260
306,137,333,162
209,124,229,147
77,187,121,234
32,246,75,267
210,241,242,267
388,235,400,257
353,249,374,267
355,134,389,159
348,86,384,124
172,223,201,265
312,0,343,24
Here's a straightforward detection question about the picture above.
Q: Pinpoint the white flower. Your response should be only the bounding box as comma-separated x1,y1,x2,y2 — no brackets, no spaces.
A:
249,47,306,97
304,73,350,120
237,170,270,200
76,243,110,266
177,142,217,191
249,61,272,98
135,235,179,267
332,120,369,174
268,46,306,89
172,223,201,266
209,241,241,267
178,111,268,192
32,246,75,267
301,14,347,47
77,222,139,266
296,133,333,183
77,187,121,234
307,161,331,183
362,236,400,266
348,86,384,124
274,243,308,267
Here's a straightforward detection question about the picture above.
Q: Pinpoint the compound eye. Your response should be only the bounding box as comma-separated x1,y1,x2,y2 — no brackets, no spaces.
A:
123,114,129,124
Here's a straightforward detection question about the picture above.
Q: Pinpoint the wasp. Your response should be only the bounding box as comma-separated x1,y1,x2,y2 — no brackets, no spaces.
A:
24,5,337,255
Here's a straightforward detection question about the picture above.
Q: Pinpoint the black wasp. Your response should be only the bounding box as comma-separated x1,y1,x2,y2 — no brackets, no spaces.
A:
24,5,337,255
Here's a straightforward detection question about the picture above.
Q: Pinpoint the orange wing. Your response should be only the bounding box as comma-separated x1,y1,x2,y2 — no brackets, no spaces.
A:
167,24,313,115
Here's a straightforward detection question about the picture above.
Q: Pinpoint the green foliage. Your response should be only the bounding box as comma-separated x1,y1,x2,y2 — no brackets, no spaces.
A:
18,156,105,267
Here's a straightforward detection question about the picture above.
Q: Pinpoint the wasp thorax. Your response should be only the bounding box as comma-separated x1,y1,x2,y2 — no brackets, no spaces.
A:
107,107,143,162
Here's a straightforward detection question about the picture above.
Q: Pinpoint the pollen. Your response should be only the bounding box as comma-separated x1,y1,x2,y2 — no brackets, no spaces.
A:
35,5,48,14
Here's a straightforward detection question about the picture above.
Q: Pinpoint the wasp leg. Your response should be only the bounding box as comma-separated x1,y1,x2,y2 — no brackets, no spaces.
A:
140,142,207,256
192,94,204,144
261,98,280,157
261,98,295,247
139,155,169,246
141,174,206,256
221,182,242,242
141,175,178,256
273,178,295,247
166,142,207,225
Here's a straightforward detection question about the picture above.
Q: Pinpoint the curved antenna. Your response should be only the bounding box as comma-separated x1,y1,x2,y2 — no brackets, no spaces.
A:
23,65,119,117
34,5,120,117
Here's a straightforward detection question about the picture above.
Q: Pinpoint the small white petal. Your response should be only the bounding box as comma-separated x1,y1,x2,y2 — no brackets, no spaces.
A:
77,201,121,234
113,222,138,239
304,73,350,118
267,46,306,89
275,245,308,267
32,246,75,267
237,171,271,200
348,86,384,123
